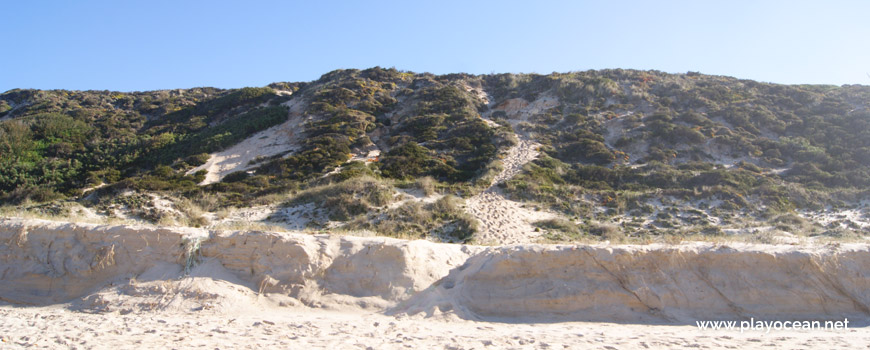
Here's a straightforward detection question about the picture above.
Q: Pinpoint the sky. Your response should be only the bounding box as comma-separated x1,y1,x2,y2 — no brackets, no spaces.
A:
2,0,869,92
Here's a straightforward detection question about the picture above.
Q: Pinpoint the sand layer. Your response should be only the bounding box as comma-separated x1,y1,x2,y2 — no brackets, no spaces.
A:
2,218,870,348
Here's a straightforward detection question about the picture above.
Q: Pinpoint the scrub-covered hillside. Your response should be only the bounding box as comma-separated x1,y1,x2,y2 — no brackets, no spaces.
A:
2,67,869,244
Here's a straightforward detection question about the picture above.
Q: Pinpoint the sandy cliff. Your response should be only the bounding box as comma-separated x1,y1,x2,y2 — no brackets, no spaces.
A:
2,218,869,324
0,218,477,312
395,244,870,323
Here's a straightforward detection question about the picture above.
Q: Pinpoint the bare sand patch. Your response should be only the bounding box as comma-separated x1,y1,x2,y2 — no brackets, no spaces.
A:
188,97,307,185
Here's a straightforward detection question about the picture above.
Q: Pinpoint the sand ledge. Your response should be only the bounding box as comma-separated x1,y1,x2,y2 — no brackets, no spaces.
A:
2,217,870,325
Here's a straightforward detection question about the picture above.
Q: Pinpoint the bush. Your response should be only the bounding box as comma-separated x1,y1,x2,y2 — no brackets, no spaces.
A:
186,153,211,167
556,139,614,165
534,218,582,239
148,105,288,166
336,161,376,180
379,142,455,180
416,176,438,196
347,194,478,242
589,224,621,239
285,176,394,221
223,171,250,183
153,165,174,178
431,195,478,242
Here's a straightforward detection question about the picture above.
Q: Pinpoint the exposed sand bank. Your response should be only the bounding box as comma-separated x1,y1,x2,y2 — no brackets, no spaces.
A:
1,218,869,348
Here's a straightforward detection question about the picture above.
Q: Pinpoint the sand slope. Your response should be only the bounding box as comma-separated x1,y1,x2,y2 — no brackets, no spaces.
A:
187,97,307,185
466,138,556,245
465,95,561,244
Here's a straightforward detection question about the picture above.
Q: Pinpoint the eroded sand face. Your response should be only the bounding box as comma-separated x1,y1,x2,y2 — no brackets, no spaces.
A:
2,218,870,349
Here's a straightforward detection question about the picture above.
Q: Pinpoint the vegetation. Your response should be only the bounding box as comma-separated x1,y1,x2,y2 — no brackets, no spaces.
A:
346,194,478,242
0,85,294,203
2,67,869,242
283,176,394,221
493,70,870,235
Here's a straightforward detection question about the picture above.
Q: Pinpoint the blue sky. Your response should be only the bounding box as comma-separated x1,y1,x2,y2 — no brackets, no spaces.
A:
3,0,869,92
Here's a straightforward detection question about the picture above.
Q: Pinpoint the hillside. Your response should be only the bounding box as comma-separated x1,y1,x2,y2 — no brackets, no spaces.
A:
2,67,869,244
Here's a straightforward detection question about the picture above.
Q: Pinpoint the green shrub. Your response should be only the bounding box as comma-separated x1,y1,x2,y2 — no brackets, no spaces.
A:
589,224,624,241
186,153,211,167
222,171,250,183
534,218,582,239
379,142,455,180
285,176,394,221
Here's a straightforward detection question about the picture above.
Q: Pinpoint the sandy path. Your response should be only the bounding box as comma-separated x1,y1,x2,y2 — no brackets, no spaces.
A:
464,93,563,245
1,304,865,349
466,137,555,245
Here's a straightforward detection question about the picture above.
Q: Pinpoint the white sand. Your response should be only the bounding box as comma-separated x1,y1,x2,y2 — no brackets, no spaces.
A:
466,95,561,244
2,218,870,348
799,202,870,230
3,219,870,349
2,303,866,349
188,97,307,185
466,138,556,244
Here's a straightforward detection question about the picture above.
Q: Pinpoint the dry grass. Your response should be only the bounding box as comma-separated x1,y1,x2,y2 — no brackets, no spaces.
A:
191,192,223,212
344,195,478,242
182,238,203,275
248,190,296,206
534,218,582,241
528,216,864,246
284,176,394,222
416,176,438,197
173,198,209,227
214,207,234,221
210,220,290,233
92,244,116,269
0,203,133,226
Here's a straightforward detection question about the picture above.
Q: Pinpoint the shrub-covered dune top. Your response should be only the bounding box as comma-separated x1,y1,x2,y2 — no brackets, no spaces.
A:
2,67,869,242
